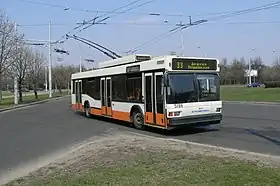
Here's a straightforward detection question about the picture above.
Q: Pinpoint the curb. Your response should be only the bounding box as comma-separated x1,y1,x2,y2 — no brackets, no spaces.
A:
0,95,70,112
223,101,280,105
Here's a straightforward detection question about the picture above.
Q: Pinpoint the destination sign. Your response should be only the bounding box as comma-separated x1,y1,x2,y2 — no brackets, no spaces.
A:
172,58,217,70
126,65,140,73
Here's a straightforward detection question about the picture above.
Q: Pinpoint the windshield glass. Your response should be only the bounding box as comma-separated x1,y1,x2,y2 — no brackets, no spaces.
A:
167,74,198,104
197,73,220,102
166,73,220,104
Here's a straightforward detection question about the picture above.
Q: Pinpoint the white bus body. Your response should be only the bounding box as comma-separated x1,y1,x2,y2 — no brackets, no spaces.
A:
71,54,222,130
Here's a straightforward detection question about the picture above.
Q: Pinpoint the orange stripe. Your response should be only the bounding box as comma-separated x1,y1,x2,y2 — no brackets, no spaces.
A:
106,107,112,116
72,104,76,110
72,103,83,110
145,112,154,124
112,110,131,122
101,106,106,115
72,104,168,128
156,113,165,126
90,108,101,115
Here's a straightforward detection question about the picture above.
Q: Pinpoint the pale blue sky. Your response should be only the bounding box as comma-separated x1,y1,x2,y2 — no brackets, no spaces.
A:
1,0,280,68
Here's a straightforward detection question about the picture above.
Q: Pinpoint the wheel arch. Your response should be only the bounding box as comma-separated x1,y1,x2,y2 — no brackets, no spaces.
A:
84,100,90,108
130,105,144,122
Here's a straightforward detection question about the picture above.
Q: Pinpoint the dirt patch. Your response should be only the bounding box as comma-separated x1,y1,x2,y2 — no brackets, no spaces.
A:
6,131,280,185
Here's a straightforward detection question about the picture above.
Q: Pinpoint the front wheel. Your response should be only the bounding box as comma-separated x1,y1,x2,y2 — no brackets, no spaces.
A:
132,111,145,130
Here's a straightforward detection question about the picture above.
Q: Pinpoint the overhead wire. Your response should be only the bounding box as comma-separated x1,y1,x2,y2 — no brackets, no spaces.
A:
15,0,280,17
56,0,158,43
126,1,280,53
56,0,144,43
16,0,280,57
15,0,182,17
207,1,280,21
71,0,158,36
17,21,280,27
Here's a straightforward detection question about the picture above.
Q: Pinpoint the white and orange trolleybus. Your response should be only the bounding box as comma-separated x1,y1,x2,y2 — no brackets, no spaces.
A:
71,54,222,130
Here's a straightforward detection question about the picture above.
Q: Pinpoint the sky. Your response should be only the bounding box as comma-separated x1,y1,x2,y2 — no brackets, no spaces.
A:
1,0,280,68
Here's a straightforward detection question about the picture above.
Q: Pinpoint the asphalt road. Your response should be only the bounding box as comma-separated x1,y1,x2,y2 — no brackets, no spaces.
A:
1,98,280,180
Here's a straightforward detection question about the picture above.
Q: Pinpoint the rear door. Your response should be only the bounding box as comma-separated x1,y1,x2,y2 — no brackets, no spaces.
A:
75,80,82,110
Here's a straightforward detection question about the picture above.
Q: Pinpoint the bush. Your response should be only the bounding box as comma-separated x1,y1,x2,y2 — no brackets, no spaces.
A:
264,81,280,88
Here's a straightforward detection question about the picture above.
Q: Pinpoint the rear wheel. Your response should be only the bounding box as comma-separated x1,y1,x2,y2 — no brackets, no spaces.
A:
84,103,91,118
132,111,145,130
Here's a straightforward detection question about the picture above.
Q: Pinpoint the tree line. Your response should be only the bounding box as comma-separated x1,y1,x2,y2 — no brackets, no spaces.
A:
0,11,82,103
220,56,280,85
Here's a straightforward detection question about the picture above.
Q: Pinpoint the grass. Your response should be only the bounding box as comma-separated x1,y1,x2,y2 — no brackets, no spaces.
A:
2,91,13,96
221,86,280,102
0,91,68,109
12,150,280,186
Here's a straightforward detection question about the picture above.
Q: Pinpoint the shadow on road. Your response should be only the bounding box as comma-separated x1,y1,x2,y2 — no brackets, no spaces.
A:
224,115,280,123
74,111,220,136
162,126,219,136
245,129,280,146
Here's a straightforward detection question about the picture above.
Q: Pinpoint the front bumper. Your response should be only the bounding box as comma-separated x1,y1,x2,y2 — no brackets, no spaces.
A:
168,113,222,127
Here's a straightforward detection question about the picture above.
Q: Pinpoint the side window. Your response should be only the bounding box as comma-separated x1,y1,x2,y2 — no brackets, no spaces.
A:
82,77,101,100
112,75,126,101
93,78,100,100
126,73,142,102
156,75,164,114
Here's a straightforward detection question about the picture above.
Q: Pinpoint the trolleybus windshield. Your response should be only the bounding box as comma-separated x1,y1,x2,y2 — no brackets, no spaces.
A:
166,73,220,104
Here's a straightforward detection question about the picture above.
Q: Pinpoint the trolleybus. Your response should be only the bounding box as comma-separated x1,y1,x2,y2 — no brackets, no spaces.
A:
71,54,222,130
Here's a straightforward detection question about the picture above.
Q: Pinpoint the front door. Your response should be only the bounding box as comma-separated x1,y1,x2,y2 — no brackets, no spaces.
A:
154,72,165,126
100,77,112,116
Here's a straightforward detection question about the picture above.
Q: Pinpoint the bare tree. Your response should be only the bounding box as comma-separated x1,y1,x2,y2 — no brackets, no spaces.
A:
28,50,45,100
52,64,81,94
10,45,31,103
0,11,17,100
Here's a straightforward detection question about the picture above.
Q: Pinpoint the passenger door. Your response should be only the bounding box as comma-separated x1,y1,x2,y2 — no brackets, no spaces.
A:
144,73,154,124
100,77,112,117
75,80,82,110
154,72,165,126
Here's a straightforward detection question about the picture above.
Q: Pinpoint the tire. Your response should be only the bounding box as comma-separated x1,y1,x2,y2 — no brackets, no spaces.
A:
84,103,91,118
132,111,145,130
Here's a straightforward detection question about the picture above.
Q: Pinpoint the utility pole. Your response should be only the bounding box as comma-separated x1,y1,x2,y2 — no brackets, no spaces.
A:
177,16,191,56
45,65,48,92
248,58,252,84
14,22,18,105
48,20,52,98
248,48,256,84
177,18,184,56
